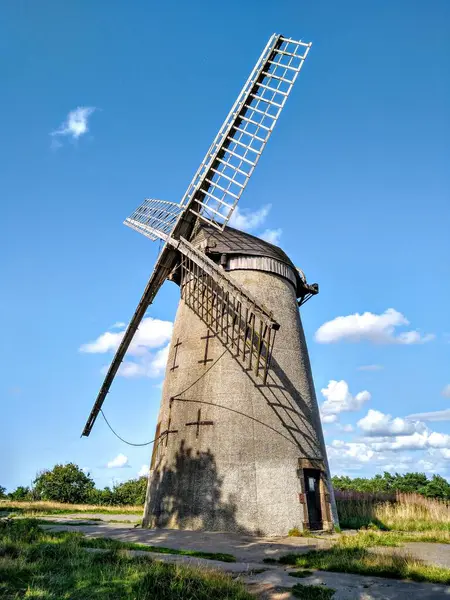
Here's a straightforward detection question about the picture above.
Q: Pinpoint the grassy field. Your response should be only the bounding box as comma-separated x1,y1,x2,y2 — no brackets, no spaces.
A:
0,519,250,600
335,491,450,532
0,500,143,516
277,531,450,585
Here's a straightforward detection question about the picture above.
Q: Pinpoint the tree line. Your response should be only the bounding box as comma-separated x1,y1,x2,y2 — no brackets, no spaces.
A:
332,472,450,499
2,465,450,505
0,463,147,506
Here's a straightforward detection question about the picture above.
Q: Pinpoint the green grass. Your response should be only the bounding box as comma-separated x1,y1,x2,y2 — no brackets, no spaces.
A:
288,569,314,578
68,534,236,562
291,583,335,599
277,531,450,585
338,529,450,547
0,519,250,600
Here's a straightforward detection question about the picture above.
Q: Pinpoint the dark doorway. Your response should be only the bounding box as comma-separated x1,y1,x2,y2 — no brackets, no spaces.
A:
304,469,322,530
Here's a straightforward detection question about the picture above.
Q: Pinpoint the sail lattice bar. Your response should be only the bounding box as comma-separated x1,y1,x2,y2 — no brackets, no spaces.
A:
124,198,182,242
180,34,311,229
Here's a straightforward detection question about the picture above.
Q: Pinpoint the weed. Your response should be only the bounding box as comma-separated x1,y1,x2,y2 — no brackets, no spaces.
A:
289,527,312,537
291,583,335,599
288,569,314,578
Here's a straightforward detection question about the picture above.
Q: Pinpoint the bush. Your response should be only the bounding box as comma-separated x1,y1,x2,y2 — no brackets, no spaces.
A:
8,486,31,501
33,463,95,504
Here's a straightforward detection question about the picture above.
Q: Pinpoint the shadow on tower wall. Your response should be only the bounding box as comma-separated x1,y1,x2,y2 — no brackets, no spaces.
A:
145,439,258,535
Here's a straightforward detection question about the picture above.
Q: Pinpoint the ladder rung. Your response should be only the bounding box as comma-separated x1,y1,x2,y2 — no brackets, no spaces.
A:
204,178,239,200
249,93,283,109
240,115,271,131
189,206,226,224
224,147,256,167
201,187,234,208
244,104,279,120
192,198,228,220
232,125,265,143
279,37,311,48
268,59,298,72
262,71,293,84
258,82,289,97
210,167,245,187
227,136,261,156
274,48,304,59
215,159,249,179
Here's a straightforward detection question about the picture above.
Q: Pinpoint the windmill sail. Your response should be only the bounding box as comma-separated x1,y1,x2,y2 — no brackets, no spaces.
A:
125,34,311,244
124,199,182,242
81,33,312,437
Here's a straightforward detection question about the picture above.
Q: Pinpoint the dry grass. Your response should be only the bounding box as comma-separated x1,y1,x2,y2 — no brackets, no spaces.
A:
0,500,143,516
335,491,450,531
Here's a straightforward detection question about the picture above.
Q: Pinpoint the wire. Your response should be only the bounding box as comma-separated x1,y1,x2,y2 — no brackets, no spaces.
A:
100,409,158,447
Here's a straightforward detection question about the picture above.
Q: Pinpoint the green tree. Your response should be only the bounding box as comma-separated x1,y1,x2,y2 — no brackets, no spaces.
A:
112,477,147,505
419,475,450,500
8,486,31,501
0,485,6,498
33,464,95,504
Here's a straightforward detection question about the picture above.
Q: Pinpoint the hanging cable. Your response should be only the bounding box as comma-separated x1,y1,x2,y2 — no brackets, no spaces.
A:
100,409,159,447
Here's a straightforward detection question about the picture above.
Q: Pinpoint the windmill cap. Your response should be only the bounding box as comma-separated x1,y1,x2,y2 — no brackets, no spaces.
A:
191,224,316,300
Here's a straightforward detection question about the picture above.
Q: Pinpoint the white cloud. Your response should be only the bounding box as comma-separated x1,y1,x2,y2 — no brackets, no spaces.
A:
259,228,282,245
406,408,450,423
229,204,271,231
138,464,149,477
51,106,96,141
315,308,434,345
336,423,354,433
442,385,450,398
118,344,170,379
107,453,130,469
328,440,375,465
358,365,384,372
358,409,420,437
321,413,338,424
80,317,173,356
110,321,126,329
321,380,371,417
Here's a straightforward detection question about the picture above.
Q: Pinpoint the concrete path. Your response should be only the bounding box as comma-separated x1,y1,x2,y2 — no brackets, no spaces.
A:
41,519,450,599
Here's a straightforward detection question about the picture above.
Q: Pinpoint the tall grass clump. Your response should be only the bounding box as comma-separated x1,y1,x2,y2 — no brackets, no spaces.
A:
0,519,251,600
335,490,450,531
0,499,143,516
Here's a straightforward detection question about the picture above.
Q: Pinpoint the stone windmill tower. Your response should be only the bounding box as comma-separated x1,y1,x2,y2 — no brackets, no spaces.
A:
82,33,338,536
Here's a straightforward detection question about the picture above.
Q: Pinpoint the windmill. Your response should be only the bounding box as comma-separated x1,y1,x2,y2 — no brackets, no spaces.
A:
82,33,338,535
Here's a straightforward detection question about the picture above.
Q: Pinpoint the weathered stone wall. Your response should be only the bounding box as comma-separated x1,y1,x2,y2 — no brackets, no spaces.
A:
143,259,337,536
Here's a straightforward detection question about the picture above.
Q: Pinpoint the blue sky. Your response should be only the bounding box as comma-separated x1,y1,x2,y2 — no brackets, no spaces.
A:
1,0,449,491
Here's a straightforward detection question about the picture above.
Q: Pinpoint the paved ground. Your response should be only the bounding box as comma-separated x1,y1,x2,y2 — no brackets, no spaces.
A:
40,517,450,599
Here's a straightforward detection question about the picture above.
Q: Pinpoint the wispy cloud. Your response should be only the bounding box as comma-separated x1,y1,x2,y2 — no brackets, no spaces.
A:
229,204,283,246
50,106,96,146
315,308,434,345
107,453,130,469
406,408,450,423
138,464,149,477
442,385,450,398
229,204,271,231
358,365,384,372
259,228,282,245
